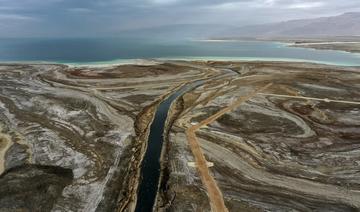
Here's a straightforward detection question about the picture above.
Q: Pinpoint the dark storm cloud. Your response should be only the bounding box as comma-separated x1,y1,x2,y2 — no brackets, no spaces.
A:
0,0,359,37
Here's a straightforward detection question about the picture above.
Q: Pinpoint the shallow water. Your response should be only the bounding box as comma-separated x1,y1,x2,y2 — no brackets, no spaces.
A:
0,38,359,66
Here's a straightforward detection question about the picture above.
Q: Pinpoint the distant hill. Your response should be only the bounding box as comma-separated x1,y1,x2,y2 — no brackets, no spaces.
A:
216,12,360,39
117,13,360,40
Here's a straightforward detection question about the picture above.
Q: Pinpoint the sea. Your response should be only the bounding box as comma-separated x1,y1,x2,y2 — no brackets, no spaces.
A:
0,38,359,66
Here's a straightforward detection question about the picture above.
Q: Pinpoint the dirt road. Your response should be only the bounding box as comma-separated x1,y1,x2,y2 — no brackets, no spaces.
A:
259,93,360,105
186,83,273,212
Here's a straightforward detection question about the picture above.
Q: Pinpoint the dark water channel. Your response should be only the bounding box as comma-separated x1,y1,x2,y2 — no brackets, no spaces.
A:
135,80,203,212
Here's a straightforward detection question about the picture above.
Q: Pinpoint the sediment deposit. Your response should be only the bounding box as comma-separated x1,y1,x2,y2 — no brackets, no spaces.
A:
0,62,211,211
159,61,360,212
1,61,359,212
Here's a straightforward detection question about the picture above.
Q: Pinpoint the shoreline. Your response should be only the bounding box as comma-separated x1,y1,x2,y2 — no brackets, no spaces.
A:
289,42,360,54
201,37,360,54
1,56,360,67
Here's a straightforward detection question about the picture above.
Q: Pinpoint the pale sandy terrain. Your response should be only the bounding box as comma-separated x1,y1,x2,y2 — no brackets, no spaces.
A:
1,61,360,212
158,61,360,212
0,62,212,211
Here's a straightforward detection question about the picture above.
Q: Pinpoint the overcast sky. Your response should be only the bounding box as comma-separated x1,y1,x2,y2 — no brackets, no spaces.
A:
0,0,359,37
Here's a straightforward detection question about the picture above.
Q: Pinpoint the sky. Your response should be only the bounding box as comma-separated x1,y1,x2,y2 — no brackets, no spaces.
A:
0,0,359,37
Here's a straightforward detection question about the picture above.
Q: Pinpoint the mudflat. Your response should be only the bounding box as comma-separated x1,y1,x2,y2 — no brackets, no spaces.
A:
0,61,359,212
158,61,360,212
0,61,212,211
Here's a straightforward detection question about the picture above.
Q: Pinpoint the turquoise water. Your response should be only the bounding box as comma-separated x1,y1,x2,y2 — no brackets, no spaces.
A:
0,38,359,66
